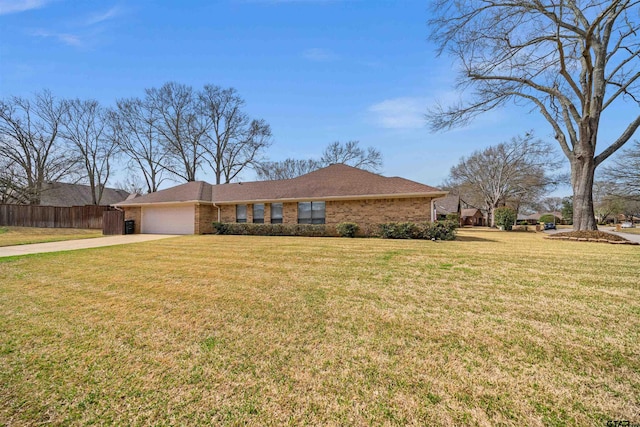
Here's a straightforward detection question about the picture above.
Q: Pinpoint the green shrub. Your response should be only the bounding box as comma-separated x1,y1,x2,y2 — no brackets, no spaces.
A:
336,222,359,238
539,214,558,224
426,220,458,240
212,222,228,235
494,207,517,230
379,221,457,240
379,222,417,239
211,222,335,237
446,213,460,224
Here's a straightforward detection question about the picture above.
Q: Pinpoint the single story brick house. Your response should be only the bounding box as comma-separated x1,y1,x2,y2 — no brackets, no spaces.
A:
461,208,486,226
113,164,447,235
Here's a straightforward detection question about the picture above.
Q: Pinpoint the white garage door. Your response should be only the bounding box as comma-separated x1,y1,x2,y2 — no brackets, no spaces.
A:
142,205,195,234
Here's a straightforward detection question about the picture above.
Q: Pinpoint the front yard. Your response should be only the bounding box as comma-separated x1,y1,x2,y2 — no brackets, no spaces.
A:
0,226,102,247
1,229,638,426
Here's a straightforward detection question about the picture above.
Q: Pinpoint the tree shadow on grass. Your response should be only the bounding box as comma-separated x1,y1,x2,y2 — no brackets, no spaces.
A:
455,235,498,243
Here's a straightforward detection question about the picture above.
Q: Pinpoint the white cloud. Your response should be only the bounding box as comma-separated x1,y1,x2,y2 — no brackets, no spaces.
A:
0,0,49,15
368,91,508,132
368,97,428,130
302,48,337,62
30,29,82,47
84,5,122,26
25,5,124,48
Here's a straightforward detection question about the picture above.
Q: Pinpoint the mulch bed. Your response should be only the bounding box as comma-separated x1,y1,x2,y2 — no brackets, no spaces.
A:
545,230,638,245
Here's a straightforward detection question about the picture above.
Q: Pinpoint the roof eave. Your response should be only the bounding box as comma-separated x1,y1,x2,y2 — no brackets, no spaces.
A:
112,200,212,208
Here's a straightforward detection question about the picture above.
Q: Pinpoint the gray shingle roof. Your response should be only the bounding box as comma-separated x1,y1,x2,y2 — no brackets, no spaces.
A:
461,208,483,218
115,164,445,206
40,182,130,206
433,194,460,215
116,181,214,205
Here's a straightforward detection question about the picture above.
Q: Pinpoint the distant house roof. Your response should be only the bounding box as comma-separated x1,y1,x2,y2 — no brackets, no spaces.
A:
524,211,562,220
40,182,130,206
433,194,460,215
114,164,446,207
461,208,484,218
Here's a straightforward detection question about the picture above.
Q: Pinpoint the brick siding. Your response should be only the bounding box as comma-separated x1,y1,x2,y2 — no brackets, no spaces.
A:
195,204,216,234
213,197,433,230
123,207,141,234
326,197,432,224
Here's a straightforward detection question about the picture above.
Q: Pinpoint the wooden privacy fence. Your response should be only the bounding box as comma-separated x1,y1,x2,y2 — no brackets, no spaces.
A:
102,210,125,235
0,205,116,229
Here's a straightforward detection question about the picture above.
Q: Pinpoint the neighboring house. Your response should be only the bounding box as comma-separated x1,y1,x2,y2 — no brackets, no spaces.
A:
433,195,487,226
519,211,563,225
39,182,130,207
432,194,461,222
615,213,640,224
461,208,486,226
113,164,447,235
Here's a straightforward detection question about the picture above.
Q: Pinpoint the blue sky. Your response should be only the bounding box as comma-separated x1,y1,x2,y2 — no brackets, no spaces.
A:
0,0,635,193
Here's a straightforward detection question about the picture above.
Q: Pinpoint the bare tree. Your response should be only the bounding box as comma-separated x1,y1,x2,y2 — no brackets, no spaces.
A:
593,180,624,222
114,97,169,193
320,141,382,172
147,82,207,182
0,91,79,204
114,174,146,196
620,198,640,222
255,158,323,180
0,156,27,203
537,196,565,213
256,141,383,181
445,133,559,226
61,99,119,205
602,140,640,199
114,83,271,187
198,85,272,184
428,0,640,230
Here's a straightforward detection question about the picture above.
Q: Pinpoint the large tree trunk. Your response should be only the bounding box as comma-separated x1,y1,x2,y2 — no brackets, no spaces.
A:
571,156,597,231
487,205,495,228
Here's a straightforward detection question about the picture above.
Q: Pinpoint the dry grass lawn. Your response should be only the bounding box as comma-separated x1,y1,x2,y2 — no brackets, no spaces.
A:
0,227,102,247
1,229,638,426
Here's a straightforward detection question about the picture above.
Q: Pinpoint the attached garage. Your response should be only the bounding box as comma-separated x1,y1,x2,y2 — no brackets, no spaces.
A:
141,205,195,235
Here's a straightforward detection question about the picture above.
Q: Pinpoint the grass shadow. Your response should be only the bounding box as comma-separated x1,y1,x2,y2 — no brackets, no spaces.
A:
455,235,498,242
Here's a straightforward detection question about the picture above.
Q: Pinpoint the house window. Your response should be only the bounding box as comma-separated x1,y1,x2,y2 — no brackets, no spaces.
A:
253,203,264,223
271,203,283,224
298,201,325,224
236,204,247,223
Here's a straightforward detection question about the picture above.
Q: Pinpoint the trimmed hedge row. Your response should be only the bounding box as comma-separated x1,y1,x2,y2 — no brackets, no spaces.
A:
212,222,335,237
379,220,457,240
212,220,457,240
336,222,359,238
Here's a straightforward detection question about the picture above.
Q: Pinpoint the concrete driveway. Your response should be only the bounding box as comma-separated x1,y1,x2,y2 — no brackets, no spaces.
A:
0,234,179,258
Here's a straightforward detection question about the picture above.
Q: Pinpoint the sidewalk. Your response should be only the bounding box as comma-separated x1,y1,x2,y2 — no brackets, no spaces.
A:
0,234,179,258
